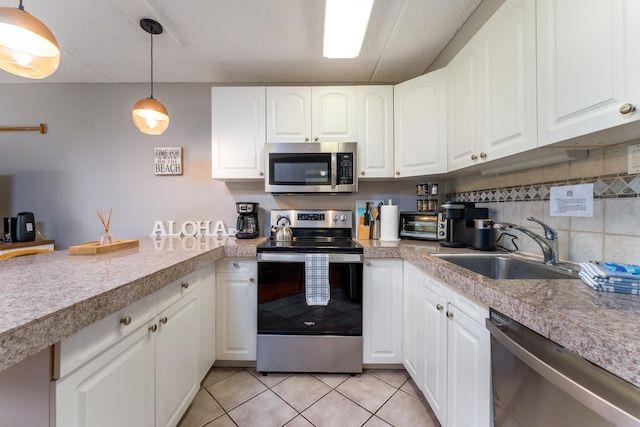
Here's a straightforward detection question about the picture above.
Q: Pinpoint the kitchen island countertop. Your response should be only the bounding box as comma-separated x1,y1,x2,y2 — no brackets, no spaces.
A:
1,236,639,390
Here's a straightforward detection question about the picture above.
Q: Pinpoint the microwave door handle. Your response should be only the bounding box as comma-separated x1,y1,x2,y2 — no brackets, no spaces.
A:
331,153,337,187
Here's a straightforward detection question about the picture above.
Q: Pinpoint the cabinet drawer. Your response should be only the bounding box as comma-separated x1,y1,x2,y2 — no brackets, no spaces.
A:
157,271,199,313
449,289,489,326
422,273,450,299
216,258,257,273
59,291,157,377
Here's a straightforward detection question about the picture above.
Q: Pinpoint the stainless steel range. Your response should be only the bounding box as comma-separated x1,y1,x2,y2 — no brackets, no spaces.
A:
256,209,363,374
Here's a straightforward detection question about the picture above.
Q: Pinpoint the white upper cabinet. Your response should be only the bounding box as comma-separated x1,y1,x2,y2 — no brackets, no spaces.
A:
448,0,537,171
357,85,394,178
211,87,266,180
266,86,357,143
266,87,312,142
394,69,448,177
537,0,640,146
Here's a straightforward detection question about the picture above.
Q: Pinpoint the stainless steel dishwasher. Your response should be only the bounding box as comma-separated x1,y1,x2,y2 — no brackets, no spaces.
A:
487,310,640,427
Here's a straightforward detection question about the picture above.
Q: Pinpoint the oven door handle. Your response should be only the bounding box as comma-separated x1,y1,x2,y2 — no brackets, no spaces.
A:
257,253,363,263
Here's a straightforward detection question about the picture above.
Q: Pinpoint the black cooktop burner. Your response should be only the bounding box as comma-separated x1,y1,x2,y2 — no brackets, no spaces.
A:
258,238,362,253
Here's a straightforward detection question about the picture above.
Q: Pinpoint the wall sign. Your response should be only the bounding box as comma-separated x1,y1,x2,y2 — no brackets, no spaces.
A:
154,147,183,175
550,184,593,217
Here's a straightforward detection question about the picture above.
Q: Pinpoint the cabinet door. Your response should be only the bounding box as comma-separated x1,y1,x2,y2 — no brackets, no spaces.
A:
312,86,357,142
357,86,394,179
394,69,448,177
363,259,403,364
212,87,266,179
402,262,423,381
216,272,258,360
446,304,491,427
56,324,155,427
537,0,640,146
478,0,537,161
448,42,481,171
421,282,448,426
155,289,200,427
266,87,312,142
197,264,216,380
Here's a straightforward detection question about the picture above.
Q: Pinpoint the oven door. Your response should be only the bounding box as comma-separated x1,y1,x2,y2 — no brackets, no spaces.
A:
257,252,363,336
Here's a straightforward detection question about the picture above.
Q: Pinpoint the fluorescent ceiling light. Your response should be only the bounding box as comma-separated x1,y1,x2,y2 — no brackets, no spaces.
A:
323,0,374,58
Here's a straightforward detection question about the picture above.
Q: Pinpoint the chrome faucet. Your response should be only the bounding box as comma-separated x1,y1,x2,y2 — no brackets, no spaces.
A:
493,217,559,265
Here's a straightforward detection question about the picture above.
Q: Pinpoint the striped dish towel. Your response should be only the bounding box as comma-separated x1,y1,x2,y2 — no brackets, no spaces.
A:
579,261,640,295
305,253,330,306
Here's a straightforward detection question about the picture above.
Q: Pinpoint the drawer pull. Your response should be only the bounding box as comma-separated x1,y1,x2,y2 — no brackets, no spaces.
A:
233,262,240,268
160,316,168,325
149,324,158,333
181,282,189,289
120,316,132,326
480,152,487,159
249,277,255,283
446,311,453,319
436,304,443,312
620,103,636,115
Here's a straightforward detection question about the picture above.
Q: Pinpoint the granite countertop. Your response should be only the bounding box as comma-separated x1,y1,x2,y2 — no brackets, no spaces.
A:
2,235,639,389
0,236,267,372
357,238,640,388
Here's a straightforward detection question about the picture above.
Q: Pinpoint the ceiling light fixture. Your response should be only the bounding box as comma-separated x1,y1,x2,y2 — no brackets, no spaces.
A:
0,0,60,79
323,0,374,59
132,18,169,136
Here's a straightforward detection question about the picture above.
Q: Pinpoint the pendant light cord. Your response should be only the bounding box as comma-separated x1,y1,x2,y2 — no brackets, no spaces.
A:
150,30,154,99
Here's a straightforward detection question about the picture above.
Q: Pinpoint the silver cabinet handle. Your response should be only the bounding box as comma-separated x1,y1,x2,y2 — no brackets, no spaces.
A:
436,304,443,312
366,261,372,266
305,137,310,142
446,311,453,319
160,316,168,325
480,152,487,159
120,316,132,326
149,324,158,333
259,171,264,176
249,277,255,283
361,170,365,175
314,137,319,142
181,282,189,289
471,154,478,161
233,262,240,268
620,103,636,114
395,170,400,175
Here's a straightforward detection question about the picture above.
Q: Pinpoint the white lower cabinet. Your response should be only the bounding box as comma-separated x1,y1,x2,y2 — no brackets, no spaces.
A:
56,270,209,427
404,261,491,427
215,259,258,361
363,259,403,364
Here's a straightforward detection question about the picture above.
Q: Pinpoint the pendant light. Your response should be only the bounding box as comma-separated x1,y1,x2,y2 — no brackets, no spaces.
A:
0,0,60,79
132,18,169,135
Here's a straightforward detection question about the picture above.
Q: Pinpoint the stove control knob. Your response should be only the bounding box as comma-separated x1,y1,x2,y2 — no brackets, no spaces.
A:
333,214,339,221
340,214,347,221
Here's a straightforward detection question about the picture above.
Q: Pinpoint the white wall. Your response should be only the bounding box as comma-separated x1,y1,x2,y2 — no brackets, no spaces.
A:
0,83,420,249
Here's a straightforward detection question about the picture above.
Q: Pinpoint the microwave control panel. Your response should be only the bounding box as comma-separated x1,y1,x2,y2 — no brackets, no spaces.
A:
337,153,354,185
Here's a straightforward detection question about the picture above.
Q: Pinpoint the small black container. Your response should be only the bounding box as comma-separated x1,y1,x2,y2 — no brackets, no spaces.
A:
16,212,36,242
473,219,496,251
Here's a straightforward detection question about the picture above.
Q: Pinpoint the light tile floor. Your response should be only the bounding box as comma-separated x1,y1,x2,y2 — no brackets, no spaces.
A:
178,366,441,427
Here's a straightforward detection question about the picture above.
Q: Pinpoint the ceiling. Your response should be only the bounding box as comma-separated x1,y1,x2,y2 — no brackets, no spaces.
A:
0,0,482,85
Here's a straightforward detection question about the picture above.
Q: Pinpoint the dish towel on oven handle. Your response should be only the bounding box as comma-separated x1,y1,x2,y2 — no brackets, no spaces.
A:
305,253,330,306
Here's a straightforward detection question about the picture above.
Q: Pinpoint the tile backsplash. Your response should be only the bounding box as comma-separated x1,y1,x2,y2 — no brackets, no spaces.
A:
444,141,640,264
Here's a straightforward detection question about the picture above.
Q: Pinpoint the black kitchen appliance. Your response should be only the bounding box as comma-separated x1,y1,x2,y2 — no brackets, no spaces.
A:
437,202,489,248
235,202,259,239
256,209,363,374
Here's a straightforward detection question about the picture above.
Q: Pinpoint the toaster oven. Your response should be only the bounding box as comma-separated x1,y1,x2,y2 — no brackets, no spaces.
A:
399,211,439,241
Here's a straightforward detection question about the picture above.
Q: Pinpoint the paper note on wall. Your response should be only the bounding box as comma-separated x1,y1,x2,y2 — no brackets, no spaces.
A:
550,184,593,217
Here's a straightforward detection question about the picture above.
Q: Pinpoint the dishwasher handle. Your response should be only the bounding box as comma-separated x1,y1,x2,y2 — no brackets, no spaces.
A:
486,315,640,426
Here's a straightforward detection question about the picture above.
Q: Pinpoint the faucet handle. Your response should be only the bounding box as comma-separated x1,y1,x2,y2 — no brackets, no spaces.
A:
526,217,557,240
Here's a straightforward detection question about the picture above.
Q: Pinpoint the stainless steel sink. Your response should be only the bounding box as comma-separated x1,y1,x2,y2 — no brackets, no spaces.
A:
432,253,579,280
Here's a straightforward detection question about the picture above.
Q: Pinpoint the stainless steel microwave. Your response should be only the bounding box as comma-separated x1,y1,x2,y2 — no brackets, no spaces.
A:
265,142,358,194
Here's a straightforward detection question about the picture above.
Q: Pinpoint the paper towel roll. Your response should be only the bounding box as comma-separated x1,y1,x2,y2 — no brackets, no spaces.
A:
380,204,399,241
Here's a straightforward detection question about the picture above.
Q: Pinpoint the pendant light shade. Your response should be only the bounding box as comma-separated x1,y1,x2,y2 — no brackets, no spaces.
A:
132,18,169,135
132,97,169,135
0,3,60,79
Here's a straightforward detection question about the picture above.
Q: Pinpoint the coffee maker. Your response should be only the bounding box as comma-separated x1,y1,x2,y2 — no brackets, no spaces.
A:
438,202,489,247
235,202,260,239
